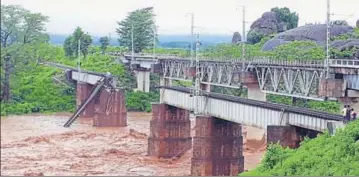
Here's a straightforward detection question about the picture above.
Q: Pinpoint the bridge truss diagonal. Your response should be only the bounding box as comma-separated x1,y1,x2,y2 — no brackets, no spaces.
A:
161,59,330,100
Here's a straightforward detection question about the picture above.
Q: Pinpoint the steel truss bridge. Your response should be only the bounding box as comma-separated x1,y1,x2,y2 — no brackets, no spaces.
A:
108,52,359,101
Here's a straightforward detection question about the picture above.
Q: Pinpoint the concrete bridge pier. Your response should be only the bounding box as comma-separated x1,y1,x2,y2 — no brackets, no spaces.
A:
159,75,172,103
240,71,266,101
200,83,211,92
93,88,127,127
134,69,151,92
247,84,266,101
339,97,359,113
160,75,172,87
191,116,244,176
341,90,359,112
319,78,359,112
147,103,192,158
76,82,95,118
267,125,301,148
267,125,321,148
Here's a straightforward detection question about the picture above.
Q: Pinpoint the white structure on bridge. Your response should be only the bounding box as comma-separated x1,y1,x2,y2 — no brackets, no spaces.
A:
160,86,343,133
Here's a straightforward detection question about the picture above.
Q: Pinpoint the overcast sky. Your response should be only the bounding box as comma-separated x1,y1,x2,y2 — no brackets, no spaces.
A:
2,0,358,36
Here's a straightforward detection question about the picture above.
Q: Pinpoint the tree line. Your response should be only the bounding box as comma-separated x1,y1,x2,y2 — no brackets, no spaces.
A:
0,4,156,103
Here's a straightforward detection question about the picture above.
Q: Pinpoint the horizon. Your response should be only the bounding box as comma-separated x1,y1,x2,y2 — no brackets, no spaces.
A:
2,0,358,36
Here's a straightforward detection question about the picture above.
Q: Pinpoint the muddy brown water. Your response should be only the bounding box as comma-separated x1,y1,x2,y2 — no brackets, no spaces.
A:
1,112,265,176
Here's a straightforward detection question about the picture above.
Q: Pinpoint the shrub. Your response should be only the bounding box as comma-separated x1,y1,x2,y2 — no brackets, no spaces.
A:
241,120,359,176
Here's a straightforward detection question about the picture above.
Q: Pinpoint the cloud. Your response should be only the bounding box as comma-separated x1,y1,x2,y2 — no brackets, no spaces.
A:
2,0,358,36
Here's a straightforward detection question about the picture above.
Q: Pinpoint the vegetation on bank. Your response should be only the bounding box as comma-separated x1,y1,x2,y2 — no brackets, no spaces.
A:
241,120,359,176
0,65,74,116
3,35,353,115
0,45,160,116
1,5,356,117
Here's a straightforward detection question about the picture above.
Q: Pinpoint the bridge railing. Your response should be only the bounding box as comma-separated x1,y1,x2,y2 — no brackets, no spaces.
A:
329,59,359,68
107,52,123,56
112,52,359,68
122,53,326,67
121,53,182,59
249,58,326,68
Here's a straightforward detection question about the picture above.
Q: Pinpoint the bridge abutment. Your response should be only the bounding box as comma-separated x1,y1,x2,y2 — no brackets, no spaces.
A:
147,103,192,158
191,116,244,176
76,82,95,118
93,89,127,127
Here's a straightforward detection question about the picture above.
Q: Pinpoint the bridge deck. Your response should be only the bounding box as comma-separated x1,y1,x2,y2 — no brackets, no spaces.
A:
41,61,108,77
160,86,343,132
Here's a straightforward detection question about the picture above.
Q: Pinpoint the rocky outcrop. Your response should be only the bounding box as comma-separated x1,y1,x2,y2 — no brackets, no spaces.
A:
356,19,359,28
231,32,242,44
331,39,359,51
262,24,354,51
247,12,287,44
331,39,359,59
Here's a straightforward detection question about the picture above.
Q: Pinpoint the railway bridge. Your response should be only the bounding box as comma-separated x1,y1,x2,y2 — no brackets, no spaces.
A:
46,59,354,176
109,52,359,109
44,53,358,176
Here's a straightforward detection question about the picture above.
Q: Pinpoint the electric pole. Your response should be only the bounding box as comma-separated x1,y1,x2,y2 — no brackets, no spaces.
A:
131,24,134,61
153,24,156,60
326,0,330,78
108,33,112,47
241,6,246,61
194,33,200,115
191,14,194,59
77,39,81,80
186,13,194,60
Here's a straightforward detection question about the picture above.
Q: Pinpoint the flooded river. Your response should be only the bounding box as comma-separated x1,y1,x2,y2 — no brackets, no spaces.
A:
1,112,265,176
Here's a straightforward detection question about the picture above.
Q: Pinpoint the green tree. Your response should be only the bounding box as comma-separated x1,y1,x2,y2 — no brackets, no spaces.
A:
247,29,267,45
1,5,49,102
99,36,110,54
63,27,92,58
63,36,73,57
271,7,299,30
269,41,325,60
116,7,156,53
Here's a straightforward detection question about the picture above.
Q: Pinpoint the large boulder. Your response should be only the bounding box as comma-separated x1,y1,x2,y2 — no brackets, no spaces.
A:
247,12,287,44
331,39,359,51
231,32,242,44
331,39,359,59
262,24,354,51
